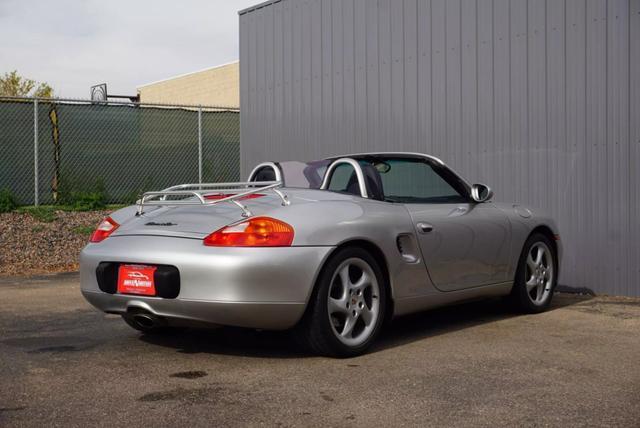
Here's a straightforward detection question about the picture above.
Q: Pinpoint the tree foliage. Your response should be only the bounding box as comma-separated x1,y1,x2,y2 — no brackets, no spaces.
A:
0,70,54,98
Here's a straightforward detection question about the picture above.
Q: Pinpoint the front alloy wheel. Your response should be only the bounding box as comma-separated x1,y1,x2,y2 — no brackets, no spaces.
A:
524,242,554,305
512,233,558,313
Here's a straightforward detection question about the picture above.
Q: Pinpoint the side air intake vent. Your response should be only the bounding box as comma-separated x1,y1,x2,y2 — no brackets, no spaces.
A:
396,234,420,263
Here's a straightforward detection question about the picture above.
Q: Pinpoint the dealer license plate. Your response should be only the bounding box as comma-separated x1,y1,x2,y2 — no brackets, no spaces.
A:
117,264,157,296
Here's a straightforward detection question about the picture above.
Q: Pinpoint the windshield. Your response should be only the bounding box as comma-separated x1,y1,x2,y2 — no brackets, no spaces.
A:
279,160,331,189
324,156,470,203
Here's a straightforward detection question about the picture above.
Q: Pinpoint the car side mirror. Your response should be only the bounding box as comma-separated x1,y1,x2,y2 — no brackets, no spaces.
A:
471,183,494,203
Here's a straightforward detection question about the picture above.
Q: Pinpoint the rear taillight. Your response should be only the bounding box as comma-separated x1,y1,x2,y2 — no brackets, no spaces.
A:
90,217,119,243
203,217,294,247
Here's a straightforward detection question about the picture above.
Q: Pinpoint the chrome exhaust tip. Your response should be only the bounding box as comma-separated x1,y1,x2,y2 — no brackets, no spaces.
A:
125,309,166,331
132,313,156,329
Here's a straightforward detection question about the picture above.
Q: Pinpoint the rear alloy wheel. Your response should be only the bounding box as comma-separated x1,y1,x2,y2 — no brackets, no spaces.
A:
328,258,382,348
511,233,557,313
297,247,387,357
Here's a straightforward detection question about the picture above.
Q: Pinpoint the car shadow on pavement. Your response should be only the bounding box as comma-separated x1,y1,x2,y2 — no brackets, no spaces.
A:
139,292,592,359
370,292,592,354
139,325,311,359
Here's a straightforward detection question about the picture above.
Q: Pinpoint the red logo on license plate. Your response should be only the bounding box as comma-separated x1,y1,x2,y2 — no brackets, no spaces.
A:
117,265,157,296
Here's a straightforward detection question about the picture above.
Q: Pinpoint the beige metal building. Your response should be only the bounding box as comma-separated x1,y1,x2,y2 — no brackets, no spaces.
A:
137,61,239,108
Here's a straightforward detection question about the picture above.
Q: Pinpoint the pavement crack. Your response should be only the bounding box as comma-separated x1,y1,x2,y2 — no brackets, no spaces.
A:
138,386,229,404
28,345,78,354
170,370,208,379
0,407,27,413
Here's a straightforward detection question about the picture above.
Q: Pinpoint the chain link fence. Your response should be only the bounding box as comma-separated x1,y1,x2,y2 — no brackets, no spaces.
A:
0,97,240,205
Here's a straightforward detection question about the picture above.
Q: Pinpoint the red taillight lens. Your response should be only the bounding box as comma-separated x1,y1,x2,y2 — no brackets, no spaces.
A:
90,217,119,243
203,217,294,247
204,193,265,201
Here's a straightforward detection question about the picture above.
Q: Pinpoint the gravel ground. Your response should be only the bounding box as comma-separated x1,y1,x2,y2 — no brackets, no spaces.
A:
0,210,110,275
0,274,639,427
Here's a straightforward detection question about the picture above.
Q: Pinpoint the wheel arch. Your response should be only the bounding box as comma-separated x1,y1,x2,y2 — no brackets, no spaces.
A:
307,239,395,322
337,239,393,316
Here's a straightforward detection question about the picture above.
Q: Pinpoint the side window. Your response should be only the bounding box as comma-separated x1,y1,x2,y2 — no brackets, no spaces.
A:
327,163,359,195
379,160,467,203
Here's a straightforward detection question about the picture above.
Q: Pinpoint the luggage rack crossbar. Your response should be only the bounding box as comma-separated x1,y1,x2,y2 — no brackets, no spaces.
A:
136,181,288,217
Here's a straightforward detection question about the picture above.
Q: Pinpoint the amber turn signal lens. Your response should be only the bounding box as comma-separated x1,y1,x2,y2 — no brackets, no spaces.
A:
203,217,294,247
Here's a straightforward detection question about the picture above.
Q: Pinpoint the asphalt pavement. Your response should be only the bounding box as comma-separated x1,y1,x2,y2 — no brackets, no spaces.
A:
1,273,639,427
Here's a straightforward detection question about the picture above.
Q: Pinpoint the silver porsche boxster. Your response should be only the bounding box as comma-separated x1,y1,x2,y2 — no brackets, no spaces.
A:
80,152,561,357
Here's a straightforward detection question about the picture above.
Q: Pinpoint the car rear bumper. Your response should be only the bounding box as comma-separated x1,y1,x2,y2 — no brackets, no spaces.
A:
80,235,334,330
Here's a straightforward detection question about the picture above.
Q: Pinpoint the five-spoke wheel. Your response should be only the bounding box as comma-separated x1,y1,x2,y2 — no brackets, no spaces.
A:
525,242,554,305
512,233,557,313
327,258,381,347
296,247,386,357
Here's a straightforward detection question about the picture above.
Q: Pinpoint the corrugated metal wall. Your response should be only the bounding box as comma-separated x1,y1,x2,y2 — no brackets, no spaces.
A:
240,0,640,297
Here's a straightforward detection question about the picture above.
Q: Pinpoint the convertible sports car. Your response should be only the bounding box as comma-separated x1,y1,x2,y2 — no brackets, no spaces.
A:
80,152,561,357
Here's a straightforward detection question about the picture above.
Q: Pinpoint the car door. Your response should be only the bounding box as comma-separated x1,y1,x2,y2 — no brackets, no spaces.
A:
404,202,511,291
376,157,511,292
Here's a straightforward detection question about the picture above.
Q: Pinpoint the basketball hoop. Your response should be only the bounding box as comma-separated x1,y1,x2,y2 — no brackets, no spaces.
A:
90,83,108,102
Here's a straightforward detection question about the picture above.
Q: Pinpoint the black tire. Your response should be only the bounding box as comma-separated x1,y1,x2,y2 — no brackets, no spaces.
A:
511,233,558,313
295,246,387,358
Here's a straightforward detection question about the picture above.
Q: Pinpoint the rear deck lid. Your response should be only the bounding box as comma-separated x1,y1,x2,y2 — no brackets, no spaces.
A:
112,194,284,239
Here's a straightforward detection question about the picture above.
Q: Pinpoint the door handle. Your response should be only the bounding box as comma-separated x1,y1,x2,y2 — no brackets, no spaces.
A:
416,222,434,234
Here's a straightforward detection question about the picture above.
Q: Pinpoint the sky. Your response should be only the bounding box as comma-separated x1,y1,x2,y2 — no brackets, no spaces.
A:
0,0,258,98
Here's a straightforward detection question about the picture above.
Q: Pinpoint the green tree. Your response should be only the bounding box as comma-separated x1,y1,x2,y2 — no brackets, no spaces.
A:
0,70,54,98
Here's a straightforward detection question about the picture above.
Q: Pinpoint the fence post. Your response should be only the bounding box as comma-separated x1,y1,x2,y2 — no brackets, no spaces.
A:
198,106,203,184
33,99,39,206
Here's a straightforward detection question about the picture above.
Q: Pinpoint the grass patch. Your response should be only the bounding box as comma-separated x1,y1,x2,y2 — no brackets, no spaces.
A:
58,178,109,211
54,204,125,212
17,204,124,216
72,225,96,236
105,204,127,211
18,206,58,223
0,189,18,213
